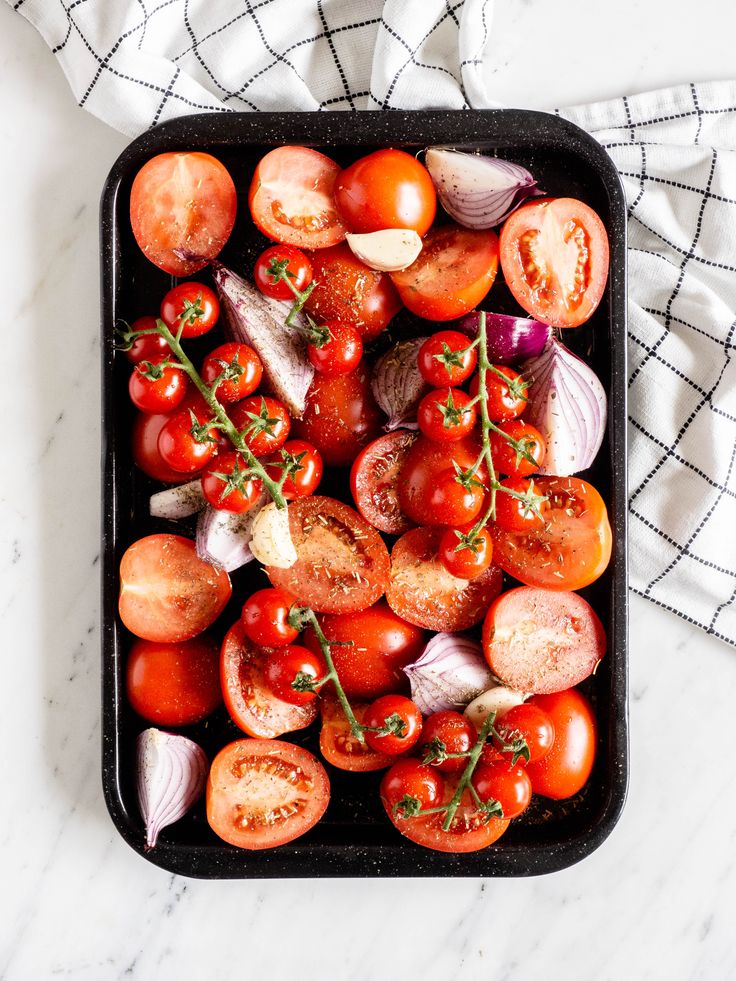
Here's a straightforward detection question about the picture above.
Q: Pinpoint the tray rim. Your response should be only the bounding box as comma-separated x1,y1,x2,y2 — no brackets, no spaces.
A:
100,108,629,879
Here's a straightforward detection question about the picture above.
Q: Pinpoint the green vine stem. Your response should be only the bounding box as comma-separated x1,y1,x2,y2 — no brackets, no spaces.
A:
440,711,496,831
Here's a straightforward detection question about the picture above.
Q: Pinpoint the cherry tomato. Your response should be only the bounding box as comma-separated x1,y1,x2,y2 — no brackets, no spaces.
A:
438,525,493,580
419,711,477,773
489,419,546,477
380,759,444,817
124,317,169,364
417,387,477,442
494,703,555,765
118,534,231,643
304,601,425,699
160,282,220,338
128,357,187,414
229,395,291,456
417,330,477,387
292,364,384,467
207,738,329,849
398,435,487,527
201,342,263,403
493,477,548,532
263,645,326,706
248,146,347,250
241,587,299,648
350,431,417,535
157,410,218,473
220,620,317,738
470,366,527,422
308,321,363,377
335,149,436,236
131,412,191,483
390,225,498,321
254,244,313,300
363,694,423,755
265,440,323,500
305,243,402,342
499,197,610,329
525,689,597,799
130,151,236,276
472,761,532,820
386,527,503,632
490,476,612,591
200,451,262,513
266,496,391,614
319,694,397,772
126,635,221,725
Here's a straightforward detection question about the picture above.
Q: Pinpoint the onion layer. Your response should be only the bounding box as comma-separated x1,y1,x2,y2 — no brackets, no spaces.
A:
195,496,267,571
371,337,430,430
403,632,495,715
149,480,206,520
136,728,208,850
457,311,550,365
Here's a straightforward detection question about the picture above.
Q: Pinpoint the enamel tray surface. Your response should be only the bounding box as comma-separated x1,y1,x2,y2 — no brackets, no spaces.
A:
101,110,628,878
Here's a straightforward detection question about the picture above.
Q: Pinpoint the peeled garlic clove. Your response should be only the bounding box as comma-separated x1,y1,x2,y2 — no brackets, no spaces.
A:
250,501,297,568
464,686,526,730
346,229,422,272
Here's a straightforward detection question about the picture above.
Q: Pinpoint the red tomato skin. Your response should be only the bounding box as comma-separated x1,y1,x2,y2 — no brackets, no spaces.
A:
363,695,423,755
128,358,187,414
201,342,263,403
489,419,546,477
380,759,445,814
418,331,477,387
398,435,487,527
229,396,291,457
417,387,477,442
157,411,218,473
263,645,326,706
265,440,323,500
438,526,493,580
335,149,436,236
200,452,262,513
350,431,418,536
304,601,425,699
493,477,548,532
160,283,220,339
241,587,299,648
254,245,313,300
132,412,195,483
419,711,477,773
525,689,597,799
307,321,363,378
470,366,527,422
130,152,236,276
472,761,532,820
124,318,169,364
126,635,222,725
319,695,399,772
495,703,555,765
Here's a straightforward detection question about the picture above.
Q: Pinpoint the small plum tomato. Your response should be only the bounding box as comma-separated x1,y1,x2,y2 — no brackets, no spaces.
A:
472,761,532,820
263,645,327,706
241,587,300,648
417,331,477,387
307,321,363,378
417,388,477,443
380,758,445,819
229,396,291,456
200,451,262,513
201,342,263,403
438,525,493,580
126,634,221,726
363,695,423,755
124,316,169,364
489,419,546,477
494,703,555,765
265,440,323,500
128,356,187,414
160,282,220,338
254,244,313,300
469,365,528,422
420,711,477,773
157,410,218,473
493,477,549,532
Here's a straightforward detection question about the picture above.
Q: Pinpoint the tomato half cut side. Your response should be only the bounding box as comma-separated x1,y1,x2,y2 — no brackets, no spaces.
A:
220,621,318,737
482,587,607,694
383,775,510,853
350,431,418,535
249,146,348,250
386,527,503,632
207,739,330,849
319,694,398,772
266,496,391,614
499,197,609,328
490,476,612,591
390,225,499,321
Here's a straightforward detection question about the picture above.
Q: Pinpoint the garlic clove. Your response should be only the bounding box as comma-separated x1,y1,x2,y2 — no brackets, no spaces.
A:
346,229,422,272
249,501,297,568
464,686,527,730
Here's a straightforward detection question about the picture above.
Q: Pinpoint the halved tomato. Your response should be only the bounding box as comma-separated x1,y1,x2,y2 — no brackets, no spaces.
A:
490,476,612,591
248,146,347,249
382,774,509,853
266,496,391,614
350,431,418,535
319,694,398,772
220,620,318,738
207,739,330,849
118,535,231,643
390,225,498,321
386,527,503,632
499,197,609,328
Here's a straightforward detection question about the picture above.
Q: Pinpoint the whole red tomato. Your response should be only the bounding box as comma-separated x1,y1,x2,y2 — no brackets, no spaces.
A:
525,689,597,799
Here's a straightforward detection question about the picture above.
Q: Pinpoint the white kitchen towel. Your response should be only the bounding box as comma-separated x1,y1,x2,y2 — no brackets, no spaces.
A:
9,0,736,647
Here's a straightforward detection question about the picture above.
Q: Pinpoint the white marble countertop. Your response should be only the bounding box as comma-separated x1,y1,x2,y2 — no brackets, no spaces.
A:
2,2,735,978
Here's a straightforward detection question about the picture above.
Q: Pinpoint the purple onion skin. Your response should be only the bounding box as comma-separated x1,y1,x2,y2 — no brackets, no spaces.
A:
456,312,551,365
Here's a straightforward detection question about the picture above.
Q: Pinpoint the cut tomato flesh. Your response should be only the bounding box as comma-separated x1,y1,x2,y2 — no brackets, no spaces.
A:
319,696,397,772
350,431,418,535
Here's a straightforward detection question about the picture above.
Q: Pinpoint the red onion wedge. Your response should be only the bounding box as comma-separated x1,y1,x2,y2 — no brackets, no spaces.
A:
137,728,207,850
196,495,267,572
212,261,314,418
457,311,550,365
403,632,495,715
522,337,607,476
149,480,206,520
425,148,541,229
371,337,431,430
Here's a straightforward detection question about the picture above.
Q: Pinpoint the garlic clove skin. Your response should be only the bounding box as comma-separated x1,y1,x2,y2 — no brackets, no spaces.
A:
346,229,422,272
250,502,297,568
464,686,527,730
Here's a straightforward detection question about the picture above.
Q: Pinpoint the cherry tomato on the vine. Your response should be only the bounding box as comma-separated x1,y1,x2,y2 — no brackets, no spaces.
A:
265,440,323,500
201,342,263,404
363,695,423,755
472,761,532,820
124,316,169,364
131,412,191,483
254,245,313,300
230,395,291,457
419,711,477,773
128,356,187,414
470,366,528,422
493,477,549,532
241,587,300,648
489,419,546,477
417,331,477,387
438,525,493,580
398,436,487,527
157,410,218,473
307,321,363,378
160,282,220,338
494,703,555,765
380,759,444,817
417,387,477,442
200,451,262,513
263,645,327,706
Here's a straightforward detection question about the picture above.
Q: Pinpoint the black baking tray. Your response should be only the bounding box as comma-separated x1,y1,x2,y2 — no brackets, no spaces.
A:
101,110,629,878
